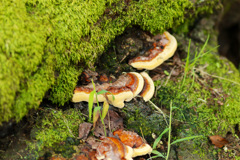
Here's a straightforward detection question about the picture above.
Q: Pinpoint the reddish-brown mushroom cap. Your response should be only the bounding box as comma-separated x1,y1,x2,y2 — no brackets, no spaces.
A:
126,72,144,97
113,129,144,148
104,72,143,108
95,137,133,160
129,31,177,70
113,129,152,158
72,71,147,108
139,72,155,102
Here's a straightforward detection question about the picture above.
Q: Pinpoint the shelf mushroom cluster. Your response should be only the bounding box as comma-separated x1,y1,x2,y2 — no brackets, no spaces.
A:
95,129,152,160
72,72,154,108
72,31,177,108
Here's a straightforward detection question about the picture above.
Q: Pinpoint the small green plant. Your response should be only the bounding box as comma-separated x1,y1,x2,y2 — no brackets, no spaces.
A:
149,101,203,160
181,35,219,89
88,79,115,136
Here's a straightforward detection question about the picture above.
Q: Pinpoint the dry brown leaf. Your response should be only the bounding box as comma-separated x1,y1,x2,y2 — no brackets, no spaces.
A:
209,135,229,148
78,122,93,140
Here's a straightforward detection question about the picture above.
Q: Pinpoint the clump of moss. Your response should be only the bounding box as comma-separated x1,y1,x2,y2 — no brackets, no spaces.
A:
152,52,240,158
154,52,240,134
30,108,84,151
0,0,221,124
199,53,240,132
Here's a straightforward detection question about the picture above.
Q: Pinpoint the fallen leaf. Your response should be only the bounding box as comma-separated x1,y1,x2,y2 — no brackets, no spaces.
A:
94,110,123,137
79,122,93,140
86,136,101,149
93,107,101,129
209,135,229,148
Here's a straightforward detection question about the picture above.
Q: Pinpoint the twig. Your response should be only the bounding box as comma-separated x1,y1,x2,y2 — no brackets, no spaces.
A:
108,111,111,133
63,118,76,138
164,66,176,86
119,52,130,63
16,152,23,159
195,68,240,86
166,101,172,160
149,100,168,126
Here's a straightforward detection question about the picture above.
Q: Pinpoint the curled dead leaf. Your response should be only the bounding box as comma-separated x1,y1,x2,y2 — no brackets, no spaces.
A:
209,135,229,148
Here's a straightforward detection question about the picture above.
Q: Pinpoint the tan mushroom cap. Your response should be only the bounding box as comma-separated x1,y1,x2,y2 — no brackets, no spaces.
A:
125,146,133,160
129,31,177,70
72,83,110,103
139,72,155,102
72,88,106,103
132,143,152,158
106,86,133,108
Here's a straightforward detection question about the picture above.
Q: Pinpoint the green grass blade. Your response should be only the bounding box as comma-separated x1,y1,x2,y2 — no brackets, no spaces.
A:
151,150,166,158
93,106,101,128
199,34,210,55
97,90,109,95
88,90,95,122
102,101,109,120
153,128,169,149
171,135,203,145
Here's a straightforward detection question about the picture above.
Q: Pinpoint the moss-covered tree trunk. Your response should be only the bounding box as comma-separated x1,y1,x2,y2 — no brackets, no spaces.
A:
0,0,220,124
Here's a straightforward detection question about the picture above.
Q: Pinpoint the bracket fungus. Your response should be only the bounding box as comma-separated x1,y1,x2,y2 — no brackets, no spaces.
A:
95,129,152,160
72,72,147,108
129,31,177,70
113,129,152,158
139,72,155,102
96,137,133,160
73,31,176,107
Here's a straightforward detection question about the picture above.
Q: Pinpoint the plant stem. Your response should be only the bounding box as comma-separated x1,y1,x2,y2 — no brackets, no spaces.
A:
149,100,168,125
100,114,107,137
166,101,172,160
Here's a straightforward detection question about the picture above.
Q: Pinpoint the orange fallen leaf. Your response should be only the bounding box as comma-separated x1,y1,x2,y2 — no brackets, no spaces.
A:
209,135,229,148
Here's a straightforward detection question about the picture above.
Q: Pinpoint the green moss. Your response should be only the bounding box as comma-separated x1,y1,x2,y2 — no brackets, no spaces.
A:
0,0,220,124
200,54,240,132
153,52,240,158
30,108,84,151
0,0,47,123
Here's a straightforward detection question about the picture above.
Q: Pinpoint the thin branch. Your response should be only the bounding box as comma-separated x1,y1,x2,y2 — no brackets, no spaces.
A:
149,100,168,126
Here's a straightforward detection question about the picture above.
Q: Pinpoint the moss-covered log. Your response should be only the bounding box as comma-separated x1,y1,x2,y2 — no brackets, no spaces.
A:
0,0,220,124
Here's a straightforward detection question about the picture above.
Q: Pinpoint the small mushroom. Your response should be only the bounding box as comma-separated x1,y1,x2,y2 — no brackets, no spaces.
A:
129,31,177,70
139,72,155,102
113,129,152,158
96,137,133,160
